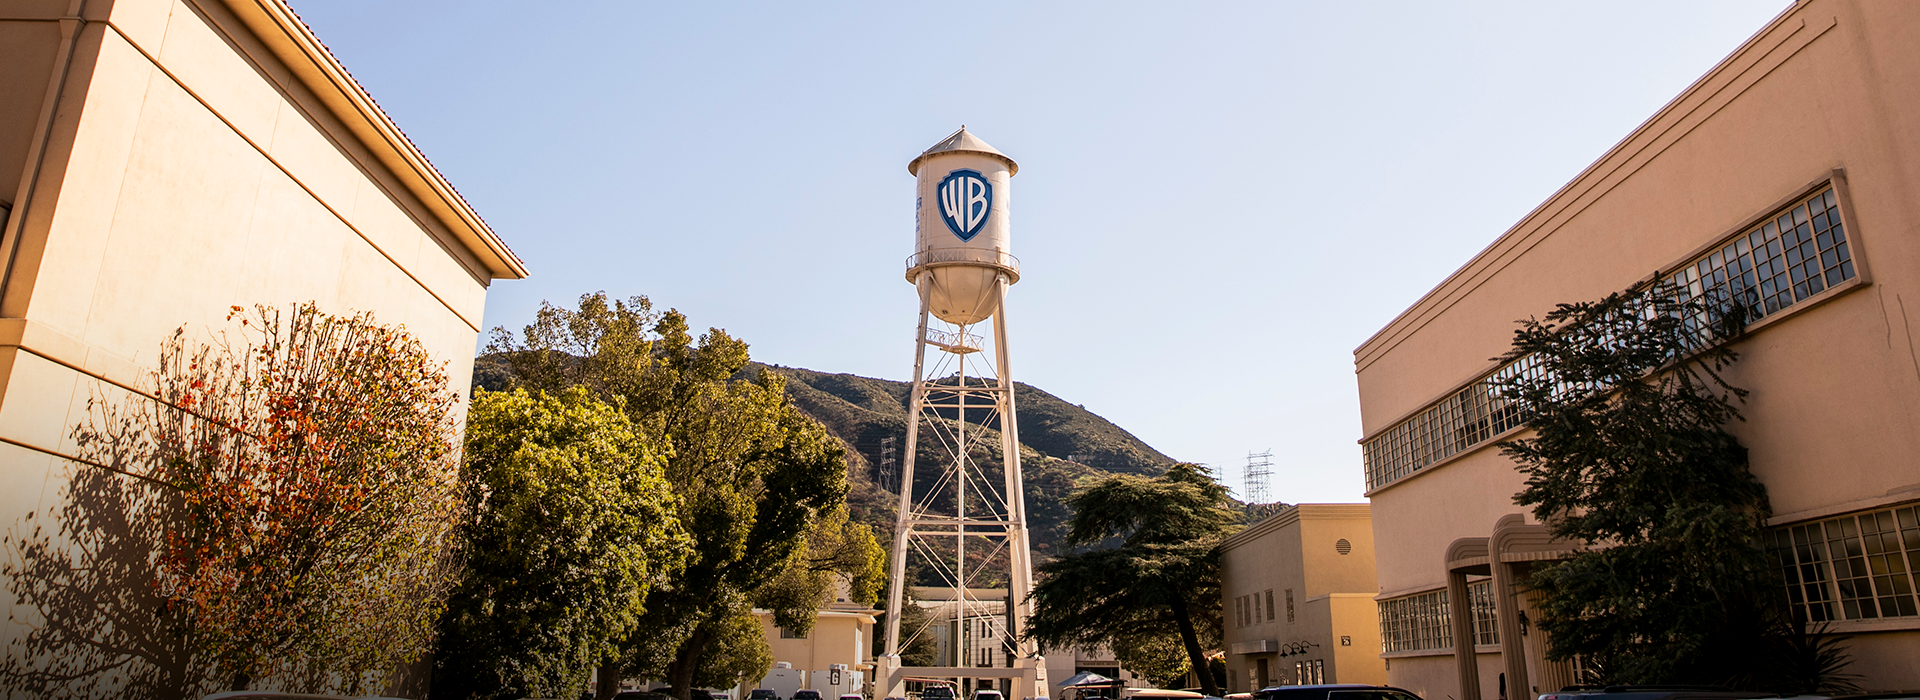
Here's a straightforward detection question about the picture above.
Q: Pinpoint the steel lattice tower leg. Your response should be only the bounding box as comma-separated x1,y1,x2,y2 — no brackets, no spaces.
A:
880,274,1045,700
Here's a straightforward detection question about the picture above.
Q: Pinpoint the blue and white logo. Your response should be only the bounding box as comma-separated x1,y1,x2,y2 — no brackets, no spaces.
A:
937,169,993,242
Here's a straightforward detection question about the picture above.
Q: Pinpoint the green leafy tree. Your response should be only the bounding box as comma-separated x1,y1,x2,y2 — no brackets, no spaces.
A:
689,609,777,690
489,293,887,700
1027,463,1236,696
878,593,939,668
1108,633,1193,689
1495,286,1773,683
432,387,690,699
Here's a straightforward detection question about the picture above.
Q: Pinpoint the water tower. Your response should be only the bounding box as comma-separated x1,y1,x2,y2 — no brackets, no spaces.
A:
879,127,1046,700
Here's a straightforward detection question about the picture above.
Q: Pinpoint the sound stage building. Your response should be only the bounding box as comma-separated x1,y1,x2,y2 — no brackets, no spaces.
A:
1356,1,1920,696
0,0,522,686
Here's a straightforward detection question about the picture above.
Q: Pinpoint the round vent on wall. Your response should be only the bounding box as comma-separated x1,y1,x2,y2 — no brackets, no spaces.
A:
1335,538,1353,555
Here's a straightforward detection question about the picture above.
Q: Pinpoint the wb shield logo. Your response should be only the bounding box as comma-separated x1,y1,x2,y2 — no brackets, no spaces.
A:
938,169,992,241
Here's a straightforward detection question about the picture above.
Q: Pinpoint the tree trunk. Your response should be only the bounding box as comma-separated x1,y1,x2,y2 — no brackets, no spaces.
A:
598,662,624,700
231,672,250,692
1169,596,1219,697
666,624,716,700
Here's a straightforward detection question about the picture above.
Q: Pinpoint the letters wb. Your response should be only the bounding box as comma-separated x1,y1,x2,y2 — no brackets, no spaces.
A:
939,170,992,241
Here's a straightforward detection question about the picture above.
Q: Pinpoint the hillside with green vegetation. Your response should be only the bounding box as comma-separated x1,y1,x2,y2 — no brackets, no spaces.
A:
475,354,1180,562
754,364,1179,562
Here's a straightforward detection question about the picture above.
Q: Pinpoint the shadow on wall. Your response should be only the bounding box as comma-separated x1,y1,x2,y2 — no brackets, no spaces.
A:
0,454,209,699
0,418,434,699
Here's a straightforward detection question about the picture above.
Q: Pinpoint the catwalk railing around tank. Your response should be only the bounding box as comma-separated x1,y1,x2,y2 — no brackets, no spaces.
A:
924,328,984,354
905,248,1020,282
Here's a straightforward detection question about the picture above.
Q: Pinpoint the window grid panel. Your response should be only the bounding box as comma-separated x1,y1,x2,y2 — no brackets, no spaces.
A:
1668,189,1851,329
1362,188,1853,492
1863,510,1917,617
1468,579,1499,646
1769,504,1920,623
1377,590,1451,653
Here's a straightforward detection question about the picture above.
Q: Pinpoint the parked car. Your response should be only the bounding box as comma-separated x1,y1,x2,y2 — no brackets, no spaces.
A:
974,691,1005,700
841,694,865,700
1255,685,1424,700
202,694,408,700
795,691,825,700
751,690,781,700
612,692,674,700
1534,687,1772,700
922,687,957,700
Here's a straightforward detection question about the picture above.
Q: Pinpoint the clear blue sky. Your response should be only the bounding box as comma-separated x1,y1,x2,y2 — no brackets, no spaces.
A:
292,1,1789,503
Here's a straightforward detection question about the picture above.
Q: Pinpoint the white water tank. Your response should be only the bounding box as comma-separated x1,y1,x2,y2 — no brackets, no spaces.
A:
907,127,1019,325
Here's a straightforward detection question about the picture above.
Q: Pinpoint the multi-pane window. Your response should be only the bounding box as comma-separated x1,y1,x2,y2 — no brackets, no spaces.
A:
779,625,807,639
1285,589,1295,623
1235,594,1261,627
1667,188,1853,322
1770,504,1920,623
1378,589,1451,652
1266,589,1276,621
1294,659,1324,685
1362,186,1858,492
1467,579,1499,646
1361,366,1533,490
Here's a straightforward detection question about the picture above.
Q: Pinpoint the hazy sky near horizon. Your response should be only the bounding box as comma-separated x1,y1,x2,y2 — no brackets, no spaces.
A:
292,1,1788,503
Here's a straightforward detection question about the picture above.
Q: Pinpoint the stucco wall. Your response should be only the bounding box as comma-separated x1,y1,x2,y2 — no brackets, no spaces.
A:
0,0,509,687
0,0,492,465
0,16,63,201
759,612,874,688
1357,0,1920,692
1222,506,1382,690
1327,595,1385,686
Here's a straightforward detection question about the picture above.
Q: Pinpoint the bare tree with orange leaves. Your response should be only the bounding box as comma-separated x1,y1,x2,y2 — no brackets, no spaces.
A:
33,303,465,695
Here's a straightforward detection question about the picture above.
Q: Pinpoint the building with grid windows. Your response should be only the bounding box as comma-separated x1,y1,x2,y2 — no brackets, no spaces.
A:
1355,0,1920,696
896,587,1148,699
1220,504,1384,692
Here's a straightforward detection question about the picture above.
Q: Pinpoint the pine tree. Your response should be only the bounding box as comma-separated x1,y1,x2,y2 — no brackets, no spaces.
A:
1495,285,1770,682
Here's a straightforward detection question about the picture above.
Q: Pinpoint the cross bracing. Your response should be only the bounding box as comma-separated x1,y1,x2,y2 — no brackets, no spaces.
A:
881,274,1041,694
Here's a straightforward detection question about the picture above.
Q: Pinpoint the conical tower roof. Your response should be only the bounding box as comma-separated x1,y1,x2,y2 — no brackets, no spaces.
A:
908,126,1018,176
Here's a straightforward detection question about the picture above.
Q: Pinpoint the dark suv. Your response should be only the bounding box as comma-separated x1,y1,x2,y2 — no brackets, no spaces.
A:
1256,685,1424,700
1535,687,1772,700
921,687,957,700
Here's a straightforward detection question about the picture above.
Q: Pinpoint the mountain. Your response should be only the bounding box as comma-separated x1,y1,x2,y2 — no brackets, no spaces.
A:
472,354,1180,560
750,363,1179,560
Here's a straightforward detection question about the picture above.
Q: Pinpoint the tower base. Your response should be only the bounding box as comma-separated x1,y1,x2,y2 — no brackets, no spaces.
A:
877,655,1050,700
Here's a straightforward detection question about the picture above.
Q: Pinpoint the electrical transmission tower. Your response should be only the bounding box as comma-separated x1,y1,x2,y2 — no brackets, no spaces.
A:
1244,450,1273,505
879,436,898,492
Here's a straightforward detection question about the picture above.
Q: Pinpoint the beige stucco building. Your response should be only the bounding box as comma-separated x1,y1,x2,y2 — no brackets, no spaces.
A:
1355,1,1920,697
756,601,879,698
0,0,522,687
1220,505,1383,692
